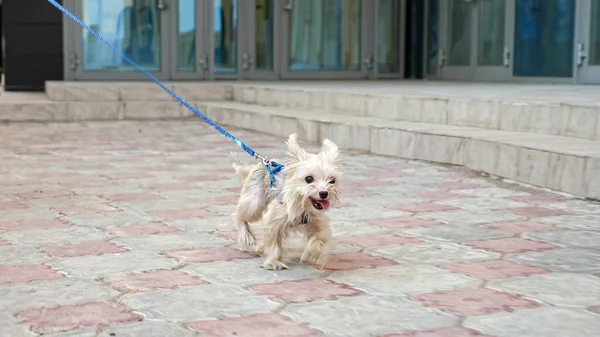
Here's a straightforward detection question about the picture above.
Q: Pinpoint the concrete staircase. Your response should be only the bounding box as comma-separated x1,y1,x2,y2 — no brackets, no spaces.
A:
1,81,599,200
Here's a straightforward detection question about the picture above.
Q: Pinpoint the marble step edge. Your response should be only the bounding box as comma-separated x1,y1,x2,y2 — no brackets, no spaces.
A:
231,85,600,142
44,81,232,102
0,101,199,122
199,101,600,200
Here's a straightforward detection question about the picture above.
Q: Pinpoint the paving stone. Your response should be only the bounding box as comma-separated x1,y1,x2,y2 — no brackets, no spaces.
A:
78,321,195,337
440,260,548,280
65,210,159,228
365,216,445,229
167,247,256,263
507,194,568,204
1,226,111,245
438,197,529,210
464,307,600,337
489,273,600,307
0,278,119,312
545,200,600,214
0,264,62,284
402,225,510,243
43,241,128,258
48,251,179,278
464,238,559,254
283,295,458,337
106,270,209,292
484,221,561,234
120,285,281,321
539,215,600,231
414,288,538,316
186,313,324,336
509,248,600,273
382,326,495,337
321,252,398,271
453,188,530,198
525,230,600,248
503,207,572,218
0,312,37,337
328,265,480,296
370,243,499,265
105,222,181,236
0,245,53,265
18,301,141,334
335,233,423,247
111,232,229,252
395,203,461,213
183,259,326,285
0,219,71,231
421,210,524,225
250,278,363,303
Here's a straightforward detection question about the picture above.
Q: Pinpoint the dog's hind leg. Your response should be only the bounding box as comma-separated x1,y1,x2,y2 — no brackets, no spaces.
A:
232,181,267,249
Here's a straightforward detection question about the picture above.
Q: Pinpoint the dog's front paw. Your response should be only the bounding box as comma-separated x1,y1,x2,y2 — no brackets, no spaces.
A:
237,230,256,249
262,260,288,270
300,240,328,268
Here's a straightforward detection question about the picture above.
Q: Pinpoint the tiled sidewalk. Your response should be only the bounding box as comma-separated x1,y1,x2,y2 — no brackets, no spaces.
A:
1,120,599,337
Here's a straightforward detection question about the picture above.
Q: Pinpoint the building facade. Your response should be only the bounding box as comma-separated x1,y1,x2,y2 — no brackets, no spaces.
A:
61,0,408,81
426,0,600,84
3,0,599,89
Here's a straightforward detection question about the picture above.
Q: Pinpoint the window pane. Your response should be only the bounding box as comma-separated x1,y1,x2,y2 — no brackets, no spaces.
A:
478,0,505,66
255,0,274,70
377,0,401,73
177,0,195,72
514,0,575,77
82,0,162,71
214,0,238,73
288,0,362,71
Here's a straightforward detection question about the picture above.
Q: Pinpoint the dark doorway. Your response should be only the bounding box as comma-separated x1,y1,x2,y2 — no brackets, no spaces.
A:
2,0,64,91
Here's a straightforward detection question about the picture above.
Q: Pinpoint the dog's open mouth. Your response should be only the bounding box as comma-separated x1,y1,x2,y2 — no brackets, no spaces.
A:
311,198,330,210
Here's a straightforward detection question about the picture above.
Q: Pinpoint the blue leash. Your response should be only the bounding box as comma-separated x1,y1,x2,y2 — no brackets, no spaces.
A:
47,0,283,186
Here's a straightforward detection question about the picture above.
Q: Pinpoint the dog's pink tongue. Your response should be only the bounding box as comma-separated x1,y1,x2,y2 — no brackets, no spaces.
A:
317,200,330,210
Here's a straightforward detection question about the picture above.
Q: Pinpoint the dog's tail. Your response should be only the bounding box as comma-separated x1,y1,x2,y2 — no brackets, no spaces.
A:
229,152,252,181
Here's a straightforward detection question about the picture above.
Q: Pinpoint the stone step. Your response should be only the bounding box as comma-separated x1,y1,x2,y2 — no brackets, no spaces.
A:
200,101,600,200
232,84,600,141
45,81,231,102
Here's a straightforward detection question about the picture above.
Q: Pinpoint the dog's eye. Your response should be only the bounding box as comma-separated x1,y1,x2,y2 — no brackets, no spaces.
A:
305,176,314,184
329,178,336,185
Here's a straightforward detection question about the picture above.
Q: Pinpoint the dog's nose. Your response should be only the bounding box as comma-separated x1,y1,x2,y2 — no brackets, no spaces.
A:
319,191,328,199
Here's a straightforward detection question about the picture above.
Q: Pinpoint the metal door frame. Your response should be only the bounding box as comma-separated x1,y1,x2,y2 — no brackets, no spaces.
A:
279,0,370,79
169,0,210,80
439,0,476,80
369,0,407,79
575,0,600,83
63,0,172,81
238,0,279,80
473,0,514,81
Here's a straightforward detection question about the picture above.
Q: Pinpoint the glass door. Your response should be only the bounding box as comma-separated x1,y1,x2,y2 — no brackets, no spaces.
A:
473,0,513,81
439,0,512,81
238,0,278,79
577,0,600,83
371,0,406,78
439,0,476,80
67,0,171,80
170,0,210,80
207,0,240,79
280,0,369,79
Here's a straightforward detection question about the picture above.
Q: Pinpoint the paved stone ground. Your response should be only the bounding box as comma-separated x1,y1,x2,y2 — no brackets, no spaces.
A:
1,120,600,337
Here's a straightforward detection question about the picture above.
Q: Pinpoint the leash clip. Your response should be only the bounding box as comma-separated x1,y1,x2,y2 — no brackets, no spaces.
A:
254,152,272,167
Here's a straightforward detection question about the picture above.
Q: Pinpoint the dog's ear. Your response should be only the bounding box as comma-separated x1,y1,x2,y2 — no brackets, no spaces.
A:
319,138,340,163
286,133,307,161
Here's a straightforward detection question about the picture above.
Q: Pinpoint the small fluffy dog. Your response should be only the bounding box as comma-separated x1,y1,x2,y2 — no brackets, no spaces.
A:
230,133,342,270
